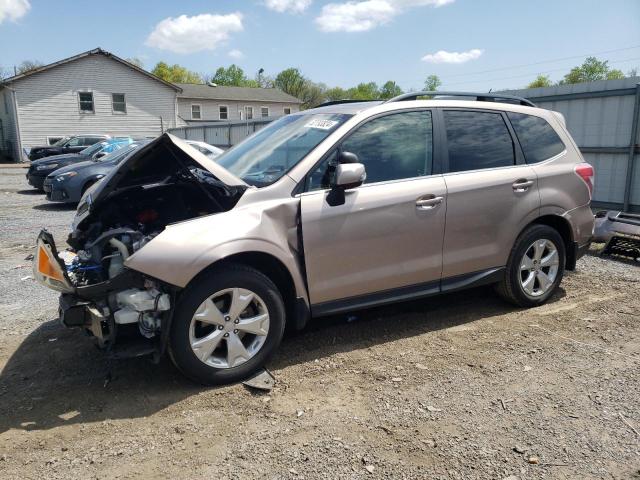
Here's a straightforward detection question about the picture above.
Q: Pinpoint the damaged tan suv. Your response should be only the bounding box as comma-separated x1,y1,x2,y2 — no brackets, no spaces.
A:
34,92,594,385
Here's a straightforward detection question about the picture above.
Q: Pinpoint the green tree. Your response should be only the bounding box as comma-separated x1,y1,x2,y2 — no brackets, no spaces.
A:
424,75,442,91
347,82,379,100
151,62,202,84
527,74,553,88
211,64,249,86
324,86,349,102
562,57,624,84
274,68,307,98
379,80,403,99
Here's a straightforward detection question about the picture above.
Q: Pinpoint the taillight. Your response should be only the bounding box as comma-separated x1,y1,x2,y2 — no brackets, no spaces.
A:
575,162,594,197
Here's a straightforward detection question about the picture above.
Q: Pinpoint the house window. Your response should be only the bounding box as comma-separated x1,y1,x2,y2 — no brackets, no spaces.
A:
219,105,228,120
261,106,269,118
78,92,94,113
191,104,201,120
283,107,292,115
244,106,254,120
112,93,126,113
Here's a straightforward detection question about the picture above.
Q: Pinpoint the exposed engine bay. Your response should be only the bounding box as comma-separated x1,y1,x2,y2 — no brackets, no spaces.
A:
34,134,247,358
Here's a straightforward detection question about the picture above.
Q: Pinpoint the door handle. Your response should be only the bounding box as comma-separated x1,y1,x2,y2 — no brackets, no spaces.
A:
416,195,443,209
512,179,534,192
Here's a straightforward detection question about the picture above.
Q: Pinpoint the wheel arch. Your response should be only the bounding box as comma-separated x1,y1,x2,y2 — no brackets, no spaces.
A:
527,214,576,270
187,251,309,332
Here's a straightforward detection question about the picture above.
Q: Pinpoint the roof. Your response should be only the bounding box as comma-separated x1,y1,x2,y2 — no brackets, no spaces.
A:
176,83,302,104
1,48,181,92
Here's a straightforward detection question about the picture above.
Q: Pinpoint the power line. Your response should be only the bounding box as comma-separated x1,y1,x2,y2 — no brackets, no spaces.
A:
443,57,640,88
439,45,640,80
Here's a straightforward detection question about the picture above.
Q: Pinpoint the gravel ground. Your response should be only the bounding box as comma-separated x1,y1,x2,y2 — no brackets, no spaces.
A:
0,168,639,480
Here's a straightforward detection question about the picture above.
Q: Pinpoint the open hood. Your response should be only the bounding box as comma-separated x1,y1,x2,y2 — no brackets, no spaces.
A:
72,133,248,231
84,133,247,204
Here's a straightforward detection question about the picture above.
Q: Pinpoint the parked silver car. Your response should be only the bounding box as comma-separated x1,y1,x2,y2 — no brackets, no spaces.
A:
34,92,594,385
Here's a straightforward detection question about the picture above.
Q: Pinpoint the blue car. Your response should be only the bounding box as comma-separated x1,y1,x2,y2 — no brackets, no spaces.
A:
44,141,149,203
26,138,133,190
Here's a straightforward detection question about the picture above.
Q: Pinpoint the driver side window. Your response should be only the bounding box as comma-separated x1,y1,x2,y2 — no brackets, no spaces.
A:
306,110,433,191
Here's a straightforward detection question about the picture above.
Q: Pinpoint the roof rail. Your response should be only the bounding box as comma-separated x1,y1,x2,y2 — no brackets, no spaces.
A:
384,91,536,107
317,99,381,107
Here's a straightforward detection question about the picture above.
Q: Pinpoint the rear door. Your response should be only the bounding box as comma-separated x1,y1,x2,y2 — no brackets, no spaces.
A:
300,109,447,309
439,108,540,279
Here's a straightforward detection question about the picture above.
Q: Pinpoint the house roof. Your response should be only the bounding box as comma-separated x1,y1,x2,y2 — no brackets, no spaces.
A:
1,48,182,92
175,83,302,104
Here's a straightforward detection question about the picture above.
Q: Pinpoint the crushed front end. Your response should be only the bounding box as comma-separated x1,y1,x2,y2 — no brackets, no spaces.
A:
32,133,248,360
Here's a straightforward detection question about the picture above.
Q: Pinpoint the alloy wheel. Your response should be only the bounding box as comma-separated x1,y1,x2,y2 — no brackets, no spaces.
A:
519,239,560,297
189,288,270,368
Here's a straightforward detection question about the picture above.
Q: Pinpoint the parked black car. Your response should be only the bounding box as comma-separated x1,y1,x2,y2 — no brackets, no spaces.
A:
28,135,110,160
26,139,132,190
44,141,149,203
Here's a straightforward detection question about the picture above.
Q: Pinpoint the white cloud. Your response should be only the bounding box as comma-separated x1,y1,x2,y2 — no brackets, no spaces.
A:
315,0,452,32
0,0,30,24
228,49,244,59
146,13,243,54
421,48,483,64
264,0,312,13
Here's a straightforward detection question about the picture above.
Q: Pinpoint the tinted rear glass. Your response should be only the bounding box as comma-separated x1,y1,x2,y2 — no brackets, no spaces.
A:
444,110,515,173
507,112,565,163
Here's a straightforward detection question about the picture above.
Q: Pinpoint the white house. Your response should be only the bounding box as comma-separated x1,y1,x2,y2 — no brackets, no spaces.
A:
0,48,304,162
0,48,182,161
175,83,302,124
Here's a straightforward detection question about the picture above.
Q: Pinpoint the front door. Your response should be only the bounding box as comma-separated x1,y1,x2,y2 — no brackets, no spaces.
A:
299,109,447,310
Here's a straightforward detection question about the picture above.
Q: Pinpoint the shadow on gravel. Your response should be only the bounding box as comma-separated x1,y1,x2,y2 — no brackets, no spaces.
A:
0,285,566,433
585,248,639,267
16,189,43,195
32,202,77,211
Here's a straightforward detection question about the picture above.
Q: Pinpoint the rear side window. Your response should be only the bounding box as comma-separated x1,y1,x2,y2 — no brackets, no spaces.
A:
444,110,515,173
507,112,565,163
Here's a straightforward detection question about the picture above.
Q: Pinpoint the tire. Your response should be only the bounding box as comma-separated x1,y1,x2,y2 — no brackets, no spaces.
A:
496,224,565,308
169,264,286,385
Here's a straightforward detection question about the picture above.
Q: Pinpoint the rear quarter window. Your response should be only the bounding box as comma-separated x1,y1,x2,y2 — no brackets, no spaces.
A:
507,112,565,163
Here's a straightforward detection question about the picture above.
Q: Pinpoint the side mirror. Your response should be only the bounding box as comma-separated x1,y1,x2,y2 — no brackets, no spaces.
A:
334,162,366,190
94,152,107,159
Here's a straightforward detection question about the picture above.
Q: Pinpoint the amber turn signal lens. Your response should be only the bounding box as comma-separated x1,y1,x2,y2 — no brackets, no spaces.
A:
37,245,64,282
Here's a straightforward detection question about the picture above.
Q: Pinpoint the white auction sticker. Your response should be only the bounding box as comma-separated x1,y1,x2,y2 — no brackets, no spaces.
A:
305,119,338,130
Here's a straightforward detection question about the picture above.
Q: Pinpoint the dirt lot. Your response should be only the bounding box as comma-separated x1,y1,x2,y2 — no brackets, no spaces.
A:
0,167,638,480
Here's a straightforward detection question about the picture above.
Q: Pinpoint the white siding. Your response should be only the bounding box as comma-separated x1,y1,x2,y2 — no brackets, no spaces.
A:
177,98,299,123
0,88,20,160
13,54,178,154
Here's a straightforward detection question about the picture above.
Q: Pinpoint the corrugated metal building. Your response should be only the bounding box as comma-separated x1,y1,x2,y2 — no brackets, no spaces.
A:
0,48,181,161
502,78,640,211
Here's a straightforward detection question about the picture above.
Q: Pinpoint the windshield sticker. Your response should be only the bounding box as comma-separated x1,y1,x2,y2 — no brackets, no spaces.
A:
305,119,338,130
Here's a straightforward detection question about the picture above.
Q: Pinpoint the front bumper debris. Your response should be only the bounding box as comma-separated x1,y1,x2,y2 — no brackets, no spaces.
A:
594,211,640,261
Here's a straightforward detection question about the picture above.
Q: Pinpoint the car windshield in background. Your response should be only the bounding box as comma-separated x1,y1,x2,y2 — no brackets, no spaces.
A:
216,113,352,187
53,137,69,146
80,141,109,156
96,142,145,164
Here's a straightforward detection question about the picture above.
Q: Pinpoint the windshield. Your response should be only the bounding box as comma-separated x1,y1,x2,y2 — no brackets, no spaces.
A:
53,137,69,146
96,142,145,164
216,113,351,187
80,141,109,156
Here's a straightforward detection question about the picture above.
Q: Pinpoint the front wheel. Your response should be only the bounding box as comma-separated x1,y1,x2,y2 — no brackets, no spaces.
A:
169,264,286,385
496,224,565,307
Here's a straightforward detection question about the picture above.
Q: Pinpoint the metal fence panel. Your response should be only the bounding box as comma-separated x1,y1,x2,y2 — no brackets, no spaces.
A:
168,118,274,149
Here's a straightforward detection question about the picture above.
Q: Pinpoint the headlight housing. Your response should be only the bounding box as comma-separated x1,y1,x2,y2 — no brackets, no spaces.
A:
55,171,77,182
37,163,57,171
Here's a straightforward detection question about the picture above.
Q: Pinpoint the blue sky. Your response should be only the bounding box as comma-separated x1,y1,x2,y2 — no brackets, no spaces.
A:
1,0,639,91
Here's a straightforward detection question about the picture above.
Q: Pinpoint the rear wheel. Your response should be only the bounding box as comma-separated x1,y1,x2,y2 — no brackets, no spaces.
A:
169,264,286,385
496,224,565,307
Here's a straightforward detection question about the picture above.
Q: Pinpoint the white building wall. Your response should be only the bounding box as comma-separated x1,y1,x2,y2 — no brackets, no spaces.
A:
13,54,178,156
177,98,299,123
